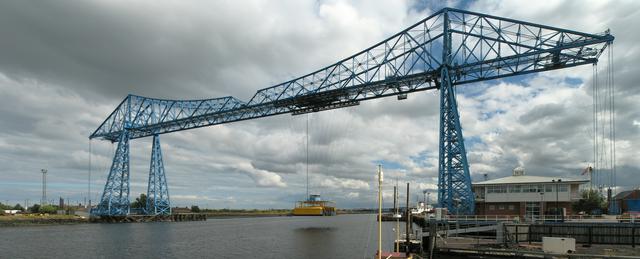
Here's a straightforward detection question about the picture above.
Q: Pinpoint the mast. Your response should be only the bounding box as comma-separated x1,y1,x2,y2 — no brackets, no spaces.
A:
377,165,383,259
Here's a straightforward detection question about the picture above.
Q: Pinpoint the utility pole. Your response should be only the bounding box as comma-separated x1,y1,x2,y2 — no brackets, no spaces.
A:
393,185,398,252
405,182,410,257
377,165,383,259
41,169,47,205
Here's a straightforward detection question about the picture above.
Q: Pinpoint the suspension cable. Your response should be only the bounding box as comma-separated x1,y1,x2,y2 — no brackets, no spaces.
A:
611,43,616,193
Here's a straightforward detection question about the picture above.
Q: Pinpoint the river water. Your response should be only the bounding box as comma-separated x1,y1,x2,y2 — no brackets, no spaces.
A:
0,214,409,258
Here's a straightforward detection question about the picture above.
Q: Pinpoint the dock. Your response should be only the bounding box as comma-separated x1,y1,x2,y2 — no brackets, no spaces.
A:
90,213,207,223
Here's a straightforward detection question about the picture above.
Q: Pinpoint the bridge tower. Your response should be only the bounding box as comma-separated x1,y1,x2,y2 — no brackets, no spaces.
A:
94,130,131,216
145,134,171,215
436,10,474,215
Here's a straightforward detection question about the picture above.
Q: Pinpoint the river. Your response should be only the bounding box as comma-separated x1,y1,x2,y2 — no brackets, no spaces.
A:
0,214,409,258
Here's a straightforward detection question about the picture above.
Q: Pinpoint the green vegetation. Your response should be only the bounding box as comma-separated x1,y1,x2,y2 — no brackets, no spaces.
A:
38,205,57,214
201,208,290,214
572,189,606,214
0,202,15,210
0,214,86,227
190,205,200,213
30,204,40,213
12,204,24,211
196,208,291,217
130,193,148,209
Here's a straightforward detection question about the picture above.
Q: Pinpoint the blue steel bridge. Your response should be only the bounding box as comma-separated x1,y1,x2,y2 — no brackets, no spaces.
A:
89,8,614,217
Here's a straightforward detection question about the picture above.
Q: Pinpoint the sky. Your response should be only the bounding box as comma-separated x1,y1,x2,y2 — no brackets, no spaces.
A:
0,0,638,209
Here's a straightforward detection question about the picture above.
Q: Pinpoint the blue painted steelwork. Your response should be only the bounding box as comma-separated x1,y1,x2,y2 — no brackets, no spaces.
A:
90,8,613,216
146,135,171,215
93,130,131,216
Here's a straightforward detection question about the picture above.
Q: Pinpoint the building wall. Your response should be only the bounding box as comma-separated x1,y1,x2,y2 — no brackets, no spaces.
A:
476,202,520,216
475,183,582,203
476,201,574,217
616,190,640,213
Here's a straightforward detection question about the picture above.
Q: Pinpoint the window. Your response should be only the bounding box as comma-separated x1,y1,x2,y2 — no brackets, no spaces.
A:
509,185,521,193
525,202,541,218
499,205,505,210
487,186,507,193
489,205,495,210
545,185,553,192
559,184,568,192
523,184,540,193
508,205,515,210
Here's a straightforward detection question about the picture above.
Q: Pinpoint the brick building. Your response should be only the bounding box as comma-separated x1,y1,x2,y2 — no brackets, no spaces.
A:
612,190,640,214
472,167,588,219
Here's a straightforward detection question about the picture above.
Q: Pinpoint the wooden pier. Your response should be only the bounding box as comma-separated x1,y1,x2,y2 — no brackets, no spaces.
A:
90,213,207,223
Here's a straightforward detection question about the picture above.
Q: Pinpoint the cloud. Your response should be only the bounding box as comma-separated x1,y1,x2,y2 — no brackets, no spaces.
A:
229,163,287,188
0,0,638,209
317,175,370,190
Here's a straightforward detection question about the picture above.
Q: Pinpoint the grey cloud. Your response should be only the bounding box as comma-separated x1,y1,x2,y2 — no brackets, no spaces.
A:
1,1,638,209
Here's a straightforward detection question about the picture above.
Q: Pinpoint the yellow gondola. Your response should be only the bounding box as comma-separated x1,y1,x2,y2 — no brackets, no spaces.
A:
292,195,336,216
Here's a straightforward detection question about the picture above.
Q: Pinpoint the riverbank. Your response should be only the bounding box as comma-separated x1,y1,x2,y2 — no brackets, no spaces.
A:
0,209,375,226
0,214,88,227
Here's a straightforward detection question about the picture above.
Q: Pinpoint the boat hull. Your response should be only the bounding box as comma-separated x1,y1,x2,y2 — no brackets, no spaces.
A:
292,206,336,216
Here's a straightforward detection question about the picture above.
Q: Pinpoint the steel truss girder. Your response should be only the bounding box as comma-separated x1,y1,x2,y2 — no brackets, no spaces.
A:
92,130,131,216
91,8,612,142
145,135,171,215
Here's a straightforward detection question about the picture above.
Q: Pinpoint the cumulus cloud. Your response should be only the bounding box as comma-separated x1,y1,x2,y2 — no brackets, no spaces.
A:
0,0,638,209
229,163,287,188
317,175,370,190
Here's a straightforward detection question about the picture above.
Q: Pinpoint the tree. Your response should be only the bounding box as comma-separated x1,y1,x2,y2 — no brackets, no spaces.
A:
191,205,200,213
30,204,41,213
131,193,148,209
13,204,24,211
39,205,58,214
0,202,11,210
572,189,606,214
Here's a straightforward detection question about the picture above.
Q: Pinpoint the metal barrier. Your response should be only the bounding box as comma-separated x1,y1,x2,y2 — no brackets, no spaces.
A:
503,223,640,247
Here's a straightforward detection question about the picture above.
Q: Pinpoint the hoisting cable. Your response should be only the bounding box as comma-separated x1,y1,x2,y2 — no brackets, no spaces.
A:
306,113,309,199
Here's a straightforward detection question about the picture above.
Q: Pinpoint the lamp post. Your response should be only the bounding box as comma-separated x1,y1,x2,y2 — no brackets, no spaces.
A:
377,165,383,259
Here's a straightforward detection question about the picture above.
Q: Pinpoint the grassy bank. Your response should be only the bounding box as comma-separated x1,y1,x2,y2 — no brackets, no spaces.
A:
0,214,88,227
203,209,291,218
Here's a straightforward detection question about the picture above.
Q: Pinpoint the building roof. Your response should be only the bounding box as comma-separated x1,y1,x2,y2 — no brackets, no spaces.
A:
613,190,640,200
473,175,589,185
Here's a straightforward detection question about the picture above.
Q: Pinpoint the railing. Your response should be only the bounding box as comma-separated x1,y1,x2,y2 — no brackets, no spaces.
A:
446,215,518,222
445,214,640,223
503,223,640,247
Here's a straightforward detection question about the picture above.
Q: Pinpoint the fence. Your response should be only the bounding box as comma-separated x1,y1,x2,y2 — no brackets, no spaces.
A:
503,223,640,247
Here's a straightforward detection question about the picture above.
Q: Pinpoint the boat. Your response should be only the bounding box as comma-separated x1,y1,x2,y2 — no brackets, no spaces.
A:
292,194,336,216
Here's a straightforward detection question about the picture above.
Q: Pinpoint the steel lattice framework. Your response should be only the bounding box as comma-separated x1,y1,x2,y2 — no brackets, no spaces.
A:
146,135,171,215
90,8,613,216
